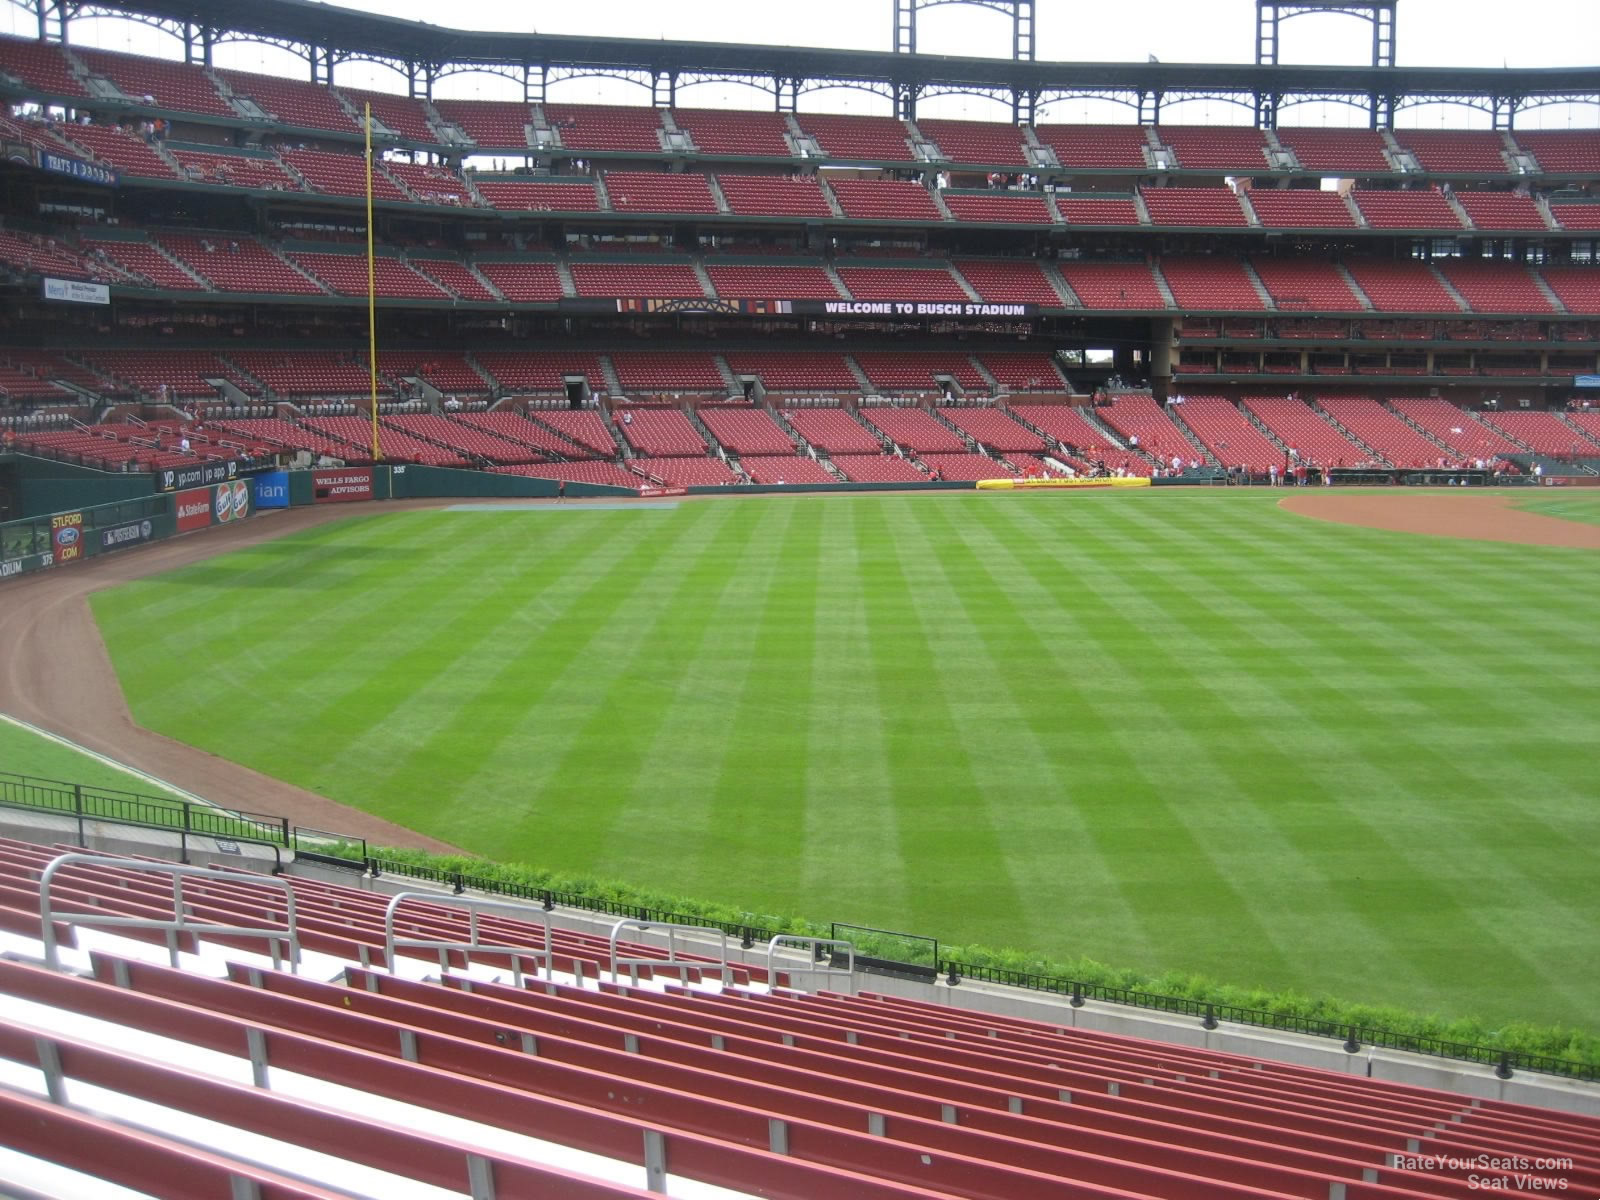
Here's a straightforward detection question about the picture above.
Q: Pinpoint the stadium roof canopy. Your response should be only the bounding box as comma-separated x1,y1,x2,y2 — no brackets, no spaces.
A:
39,0,1600,126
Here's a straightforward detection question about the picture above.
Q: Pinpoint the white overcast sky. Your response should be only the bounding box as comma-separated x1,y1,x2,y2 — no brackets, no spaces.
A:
7,0,1598,127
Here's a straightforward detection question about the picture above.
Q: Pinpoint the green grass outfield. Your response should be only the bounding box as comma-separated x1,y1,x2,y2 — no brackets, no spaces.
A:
0,716,194,802
90,490,1600,1033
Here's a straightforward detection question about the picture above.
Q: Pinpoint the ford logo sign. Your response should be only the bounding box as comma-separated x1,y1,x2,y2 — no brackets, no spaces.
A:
56,528,80,546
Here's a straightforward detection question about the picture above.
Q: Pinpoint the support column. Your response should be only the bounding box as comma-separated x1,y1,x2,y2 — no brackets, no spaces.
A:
1150,318,1176,404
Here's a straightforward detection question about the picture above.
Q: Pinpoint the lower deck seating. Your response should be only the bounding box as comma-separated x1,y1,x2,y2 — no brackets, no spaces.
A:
1241,396,1372,467
699,406,793,455
1477,409,1598,456
1388,397,1526,459
829,453,926,482
631,454,737,485
305,416,469,466
1314,395,1450,467
938,406,1047,452
456,411,597,458
1169,395,1283,469
494,460,638,487
785,408,883,453
615,406,706,456
859,406,967,452
1010,403,1153,475
919,451,1015,480
738,454,836,484
1096,393,1204,463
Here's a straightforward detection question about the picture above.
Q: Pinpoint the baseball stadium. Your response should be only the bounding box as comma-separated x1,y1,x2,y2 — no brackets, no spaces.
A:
0,0,1598,1192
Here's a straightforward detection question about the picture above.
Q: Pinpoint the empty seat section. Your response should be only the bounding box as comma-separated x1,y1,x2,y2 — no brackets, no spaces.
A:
308,416,467,465
410,258,496,301
1052,194,1143,225
1564,411,1600,447
610,352,723,394
433,99,530,147
1169,395,1283,468
79,237,203,290
457,411,595,458
1158,257,1265,310
1351,188,1464,229
1515,130,1600,175
544,103,662,152
528,409,618,455
1536,266,1600,313
370,351,487,394
796,113,913,160
219,68,358,132
704,264,840,299
632,454,738,485
831,453,925,482
380,414,527,462
1248,257,1365,310
673,109,791,156
916,118,1028,165
1454,191,1545,231
1247,189,1358,228
828,178,943,221
1274,127,1390,173
1389,397,1524,458
1140,187,1249,226
1435,260,1557,313
838,265,966,302
474,179,600,211
209,417,357,457
0,230,111,282
1034,124,1148,169
157,234,324,294
84,349,243,398
616,407,706,456
1156,125,1268,171
230,351,384,396
860,406,965,452
475,261,566,301
954,259,1062,305
921,452,1014,479
493,460,637,487
602,170,719,214
0,34,88,95
57,124,176,177
1098,393,1204,461
170,147,300,190
699,407,793,455
74,46,233,117
339,86,435,141
739,455,836,484
785,409,883,452
853,353,985,394
715,174,832,218
980,353,1066,391
282,148,409,200
1343,259,1463,312
289,252,449,298
1391,129,1509,174
473,352,606,396
382,161,478,206
569,261,704,298
939,406,1045,452
726,353,858,393
942,192,1054,223
1057,261,1165,309
1316,394,1457,466
1549,202,1600,231
1010,404,1152,475
1242,396,1370,465
1477,410,1596,456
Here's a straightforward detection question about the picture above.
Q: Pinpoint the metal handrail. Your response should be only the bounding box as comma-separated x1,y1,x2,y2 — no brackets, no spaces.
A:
765,936,855,995
39,852,299,972
608,918,732,987
383,890,551,984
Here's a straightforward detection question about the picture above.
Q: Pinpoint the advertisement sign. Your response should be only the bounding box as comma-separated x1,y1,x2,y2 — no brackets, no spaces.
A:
43,277,110,306
37,149,118,187
99,518,156,552
313,468,373,504
213,479,251,523
254,471,290,508
175,488,213,532
159,460,240,493
793,299,1036,319
0,552,51,580
50,511,84,562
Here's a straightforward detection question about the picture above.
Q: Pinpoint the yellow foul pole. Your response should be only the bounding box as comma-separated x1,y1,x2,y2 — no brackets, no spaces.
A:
365,101,381,461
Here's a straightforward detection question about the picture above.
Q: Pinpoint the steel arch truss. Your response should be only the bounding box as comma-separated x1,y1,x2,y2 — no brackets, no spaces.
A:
894,0,1034,61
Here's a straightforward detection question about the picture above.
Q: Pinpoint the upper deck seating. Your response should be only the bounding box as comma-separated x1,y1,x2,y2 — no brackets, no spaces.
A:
83,349,249,398
1273,127,1391,173
610,352,724,394
79,236,203,291
410,257,497,301
370,351,487,394
219,68,358,133
1158,257,1265,310
1454,191,1546,231
1549,202,1600,231
829,178,943,221
281,148,408,200
837,265,967,303
1156,125,1269,172
1434,260,1558,314
1515,130,1600,175
544,103,662,153
953,259,1062,306
1316,394,1456,466
715,174,832,218
853,354,986,394
942,191,1054,224
1167,395,1283,469
1247,257,1365,311
1241,395,1370,465
916,118,1029,166
229,351,384,397
1343,259,1464,312
1391,129,1509,174
382,161,478,206
859,406,966,452
74,46,233,117
1351,187,1466,230
795,113,913,160
980,352,1066,391
569,261,705,298
698,406,793,455
602,171,719,214
704,264,840,299
673,108,791,157
433,99,530,147
157,233,324,294
289,251,450,299
1536,266,1600,314
475,178,601,211
473,352,607,396
1033,124,1149,169
57,123,177,177
725,353,859,393
1140,186,1249,226
785,408,883,452
615,406,706,456
1247,189,1358,228
1052,194,1144,225
170,147,300,190
0,34,88,95
937,406,1046,452
1056,261,1165,309
338,86,436,141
